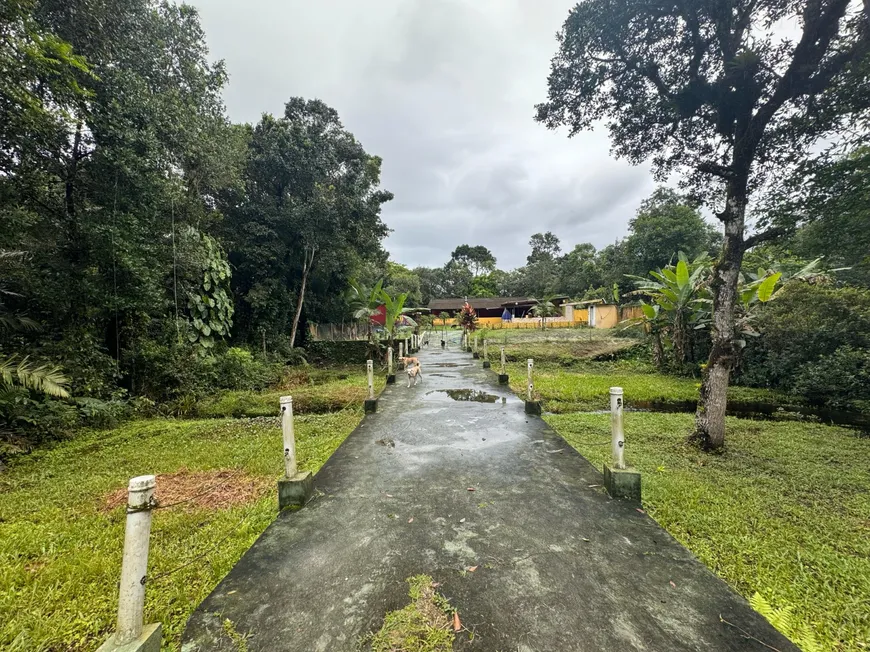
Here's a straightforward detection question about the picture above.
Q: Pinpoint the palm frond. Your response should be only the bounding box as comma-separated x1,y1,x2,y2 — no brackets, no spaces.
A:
0,355,70,398
0,314,42,332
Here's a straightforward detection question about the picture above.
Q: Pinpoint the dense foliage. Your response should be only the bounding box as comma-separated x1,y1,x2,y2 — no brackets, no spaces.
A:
0,0,390,453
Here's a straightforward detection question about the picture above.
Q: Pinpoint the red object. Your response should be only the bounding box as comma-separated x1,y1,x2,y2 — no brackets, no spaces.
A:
371,304,386,326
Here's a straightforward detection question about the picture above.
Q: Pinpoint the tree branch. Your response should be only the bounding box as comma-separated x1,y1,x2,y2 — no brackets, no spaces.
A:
744,226,789,249
751,0,853,138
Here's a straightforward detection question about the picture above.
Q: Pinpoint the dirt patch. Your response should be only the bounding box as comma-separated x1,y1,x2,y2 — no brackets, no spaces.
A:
102,467,271,512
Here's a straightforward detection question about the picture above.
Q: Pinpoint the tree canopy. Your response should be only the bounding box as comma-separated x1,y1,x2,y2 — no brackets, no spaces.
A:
537,0,870,450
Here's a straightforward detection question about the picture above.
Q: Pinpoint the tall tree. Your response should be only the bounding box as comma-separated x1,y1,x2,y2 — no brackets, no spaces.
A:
537,0,870,450
451,244,497,276
228,99,392,347
527,232,561,264
624,188,721,276
560,242,602,297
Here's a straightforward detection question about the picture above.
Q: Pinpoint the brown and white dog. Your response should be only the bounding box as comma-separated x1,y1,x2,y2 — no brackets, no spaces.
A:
400,357,422,387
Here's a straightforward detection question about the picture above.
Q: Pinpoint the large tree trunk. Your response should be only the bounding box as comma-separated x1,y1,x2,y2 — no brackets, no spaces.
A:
289,247,315,348
691,194,746,451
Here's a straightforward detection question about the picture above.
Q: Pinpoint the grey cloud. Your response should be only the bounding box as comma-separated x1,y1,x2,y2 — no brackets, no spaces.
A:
192,0,657,268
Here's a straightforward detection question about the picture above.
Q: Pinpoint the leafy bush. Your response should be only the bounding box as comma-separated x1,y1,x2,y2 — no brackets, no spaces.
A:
126,327,217,403
305,340,376,365
791,346,870,411
213,347,280,391
738,282,870,408
37,328,122,399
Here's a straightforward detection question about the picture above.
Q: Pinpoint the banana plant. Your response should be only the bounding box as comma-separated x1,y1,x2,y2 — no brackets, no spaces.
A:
347,278,384,339
379,288,414,347
629,251,787,369
628,252,712,368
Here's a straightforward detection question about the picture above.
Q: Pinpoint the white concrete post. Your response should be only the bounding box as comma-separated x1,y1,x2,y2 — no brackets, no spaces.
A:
115,475,156,645
473,333,478,353
610,387,625,469
399,340,404,359
280,396,297,478
367,360,375,400
483,338,488,361
527,359,534,401
387,347,393,376
500,346,506,374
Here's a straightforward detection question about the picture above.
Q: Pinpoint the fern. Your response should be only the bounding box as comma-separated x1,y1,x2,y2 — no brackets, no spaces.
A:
0,355,70,398
749,592,824,652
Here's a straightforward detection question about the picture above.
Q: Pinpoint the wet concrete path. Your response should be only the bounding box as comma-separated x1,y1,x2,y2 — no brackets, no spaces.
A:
182,341,796,651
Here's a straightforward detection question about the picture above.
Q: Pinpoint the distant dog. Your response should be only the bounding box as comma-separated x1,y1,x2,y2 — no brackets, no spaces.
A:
401,357,423,387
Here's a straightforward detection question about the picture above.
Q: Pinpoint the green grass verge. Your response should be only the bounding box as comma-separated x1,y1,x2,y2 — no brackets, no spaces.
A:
504,361,790,412
545,412,870,651
0,411,363,651
194,366,386,418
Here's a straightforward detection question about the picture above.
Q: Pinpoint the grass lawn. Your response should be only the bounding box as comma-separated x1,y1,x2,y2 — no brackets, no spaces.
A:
0,409,363,651
194,365,386,418
545,412,870,651
504,360,790,412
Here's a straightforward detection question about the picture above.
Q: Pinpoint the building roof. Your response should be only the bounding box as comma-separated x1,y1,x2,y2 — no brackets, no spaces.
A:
427,296,569,311
428,297,533,311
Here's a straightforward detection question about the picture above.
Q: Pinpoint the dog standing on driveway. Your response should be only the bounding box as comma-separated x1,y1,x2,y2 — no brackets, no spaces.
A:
400,357,422,387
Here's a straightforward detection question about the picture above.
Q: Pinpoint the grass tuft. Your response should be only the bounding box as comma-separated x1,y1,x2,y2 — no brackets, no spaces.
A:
369,575,455,652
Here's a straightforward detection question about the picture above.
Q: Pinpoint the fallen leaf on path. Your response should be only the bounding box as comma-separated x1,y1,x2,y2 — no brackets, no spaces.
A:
385,494,393,498
467,487,476,492
669,581,676,588
588,484,600,488
582,537,590,542
459,518,466,523
408,517,414,523
467,565,478,572
636,508,646,514
453,611,462,632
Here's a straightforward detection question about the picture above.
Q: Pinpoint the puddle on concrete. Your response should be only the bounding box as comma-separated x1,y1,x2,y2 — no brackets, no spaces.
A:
427,389,504,403
430,373,456,378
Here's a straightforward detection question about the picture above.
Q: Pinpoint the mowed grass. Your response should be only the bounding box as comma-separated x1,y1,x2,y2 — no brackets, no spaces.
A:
504,360,789,412
0,409,364,651
545,412,870,651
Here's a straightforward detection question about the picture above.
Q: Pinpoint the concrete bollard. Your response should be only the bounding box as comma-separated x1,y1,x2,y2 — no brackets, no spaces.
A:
473,333,480,359
399,340,404,362
603,387,641,502
386,347,395,384
365,359,378,413
498,346,509,385
482,339,491,368
610,387,625,470
278,396,313,509
97,476,162,652
525,358,541,415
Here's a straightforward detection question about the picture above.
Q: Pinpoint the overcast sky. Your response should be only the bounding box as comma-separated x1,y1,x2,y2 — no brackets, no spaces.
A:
191,0,658,270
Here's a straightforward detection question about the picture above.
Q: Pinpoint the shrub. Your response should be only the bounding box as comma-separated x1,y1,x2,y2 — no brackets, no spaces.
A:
738,282,870,405
791,346,870,411
213,347,280,390
305,340,375,365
